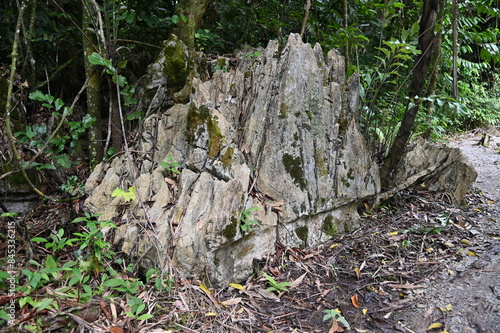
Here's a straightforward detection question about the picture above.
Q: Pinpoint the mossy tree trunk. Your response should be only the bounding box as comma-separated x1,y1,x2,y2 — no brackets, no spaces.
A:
82,0,103,167
380,0,440,186
170,0,210,103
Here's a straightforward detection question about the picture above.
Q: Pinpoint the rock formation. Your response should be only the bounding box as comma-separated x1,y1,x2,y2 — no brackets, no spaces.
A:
87,33,457,285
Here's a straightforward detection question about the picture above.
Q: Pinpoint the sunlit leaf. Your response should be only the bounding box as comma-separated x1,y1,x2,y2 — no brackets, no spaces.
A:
427,323,443,329
353,267,360,279
229,283,244,290
199,282,212,294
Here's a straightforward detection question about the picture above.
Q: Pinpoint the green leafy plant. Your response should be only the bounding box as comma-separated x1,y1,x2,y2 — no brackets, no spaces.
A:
14,91,95,170
159,155,182,175
111,186,137,202
240,207,260,232
32,229,77,255
245,51,262,58
262,272,291,293
146,268,175,293
60,175,85,196
71,213,117,268
323,308,350,329
88,52,137,107
125,296,153,320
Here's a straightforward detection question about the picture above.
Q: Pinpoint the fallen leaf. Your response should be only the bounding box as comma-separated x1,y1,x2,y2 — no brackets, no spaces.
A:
460,239,471,245
199,282,212,294
473,208,482,212
220,297,242,306
330,243,340,249
467,251,478,256
205,312,217,316
351,294,360,308
290,272,307,289
388,231,399,236
328,319,340,333
362,308,368,315
353,267,360,279
109,327,124,333
428,322,443,329
229,283,244,290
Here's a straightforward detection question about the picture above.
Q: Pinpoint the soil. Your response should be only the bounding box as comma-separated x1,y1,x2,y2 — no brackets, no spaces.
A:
1,129,499,333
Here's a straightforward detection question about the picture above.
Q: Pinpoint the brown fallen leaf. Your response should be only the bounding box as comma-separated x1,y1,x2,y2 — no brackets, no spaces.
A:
290,272,307,289
351,294,360,308
109,326,124,333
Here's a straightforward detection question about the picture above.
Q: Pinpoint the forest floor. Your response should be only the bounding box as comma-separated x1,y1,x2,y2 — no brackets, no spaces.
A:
1,129,499,333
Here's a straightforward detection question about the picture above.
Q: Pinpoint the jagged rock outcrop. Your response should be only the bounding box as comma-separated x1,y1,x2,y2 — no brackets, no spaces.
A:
393,138,477,205
84,33,381,285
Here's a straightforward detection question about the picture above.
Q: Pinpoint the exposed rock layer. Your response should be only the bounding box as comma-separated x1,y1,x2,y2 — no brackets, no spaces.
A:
84,34,475,285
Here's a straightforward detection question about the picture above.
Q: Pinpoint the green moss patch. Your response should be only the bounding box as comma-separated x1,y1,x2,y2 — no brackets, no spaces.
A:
282,153,307,191
220,147,234,169
222,217,238,240
321,215,338,237
295,225,308,247
187,103,224,158
162,36,188,93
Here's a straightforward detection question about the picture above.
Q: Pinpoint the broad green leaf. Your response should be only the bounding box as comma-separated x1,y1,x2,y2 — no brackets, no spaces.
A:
103,279,125,287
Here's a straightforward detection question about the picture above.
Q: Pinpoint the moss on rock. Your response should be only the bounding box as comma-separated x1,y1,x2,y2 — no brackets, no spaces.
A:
295,225,308,247
321,215,338,237
187,103,224,158
282,153,307,191
222,216,238,239
162,36,188,94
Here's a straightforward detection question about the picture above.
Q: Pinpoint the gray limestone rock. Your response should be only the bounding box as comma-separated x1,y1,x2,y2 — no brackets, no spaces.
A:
84,33,381,285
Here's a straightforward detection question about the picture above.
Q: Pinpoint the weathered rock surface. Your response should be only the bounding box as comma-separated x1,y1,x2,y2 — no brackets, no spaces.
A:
393,138,477,205
84,34,378,285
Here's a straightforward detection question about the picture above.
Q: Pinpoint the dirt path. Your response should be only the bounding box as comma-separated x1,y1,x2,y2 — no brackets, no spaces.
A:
393,131,500,333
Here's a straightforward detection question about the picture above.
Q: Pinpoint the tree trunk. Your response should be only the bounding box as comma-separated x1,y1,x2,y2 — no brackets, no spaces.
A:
452,0,458,99
170,0,210,103
423,0,446,138
380,0,439,185
82,0,103,166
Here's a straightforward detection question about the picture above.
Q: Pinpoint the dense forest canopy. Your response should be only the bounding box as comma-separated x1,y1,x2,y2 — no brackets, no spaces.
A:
1,0,499,194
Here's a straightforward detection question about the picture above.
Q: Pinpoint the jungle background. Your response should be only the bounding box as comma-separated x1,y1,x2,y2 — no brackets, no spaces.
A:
1,0,499,332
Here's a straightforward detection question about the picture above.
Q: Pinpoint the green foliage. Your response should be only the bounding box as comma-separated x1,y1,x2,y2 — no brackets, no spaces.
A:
323,308,350,329
71,213,117,266
31,229,77,255
88,52,138,107
146,268,175,293
195,29,224,53
240,207,260,232
14,91,95,170
262,272,291,293
126,296,153,320
159,155,182,175
60,175,85,196
111,186,137,202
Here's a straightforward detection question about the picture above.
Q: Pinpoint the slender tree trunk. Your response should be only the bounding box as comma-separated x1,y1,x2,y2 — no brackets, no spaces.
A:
343,0,349,75
380,0,439,185
300,0,311,39
170,0,210,103
82,0,103,166
452,0,458,99
423,0,446,138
